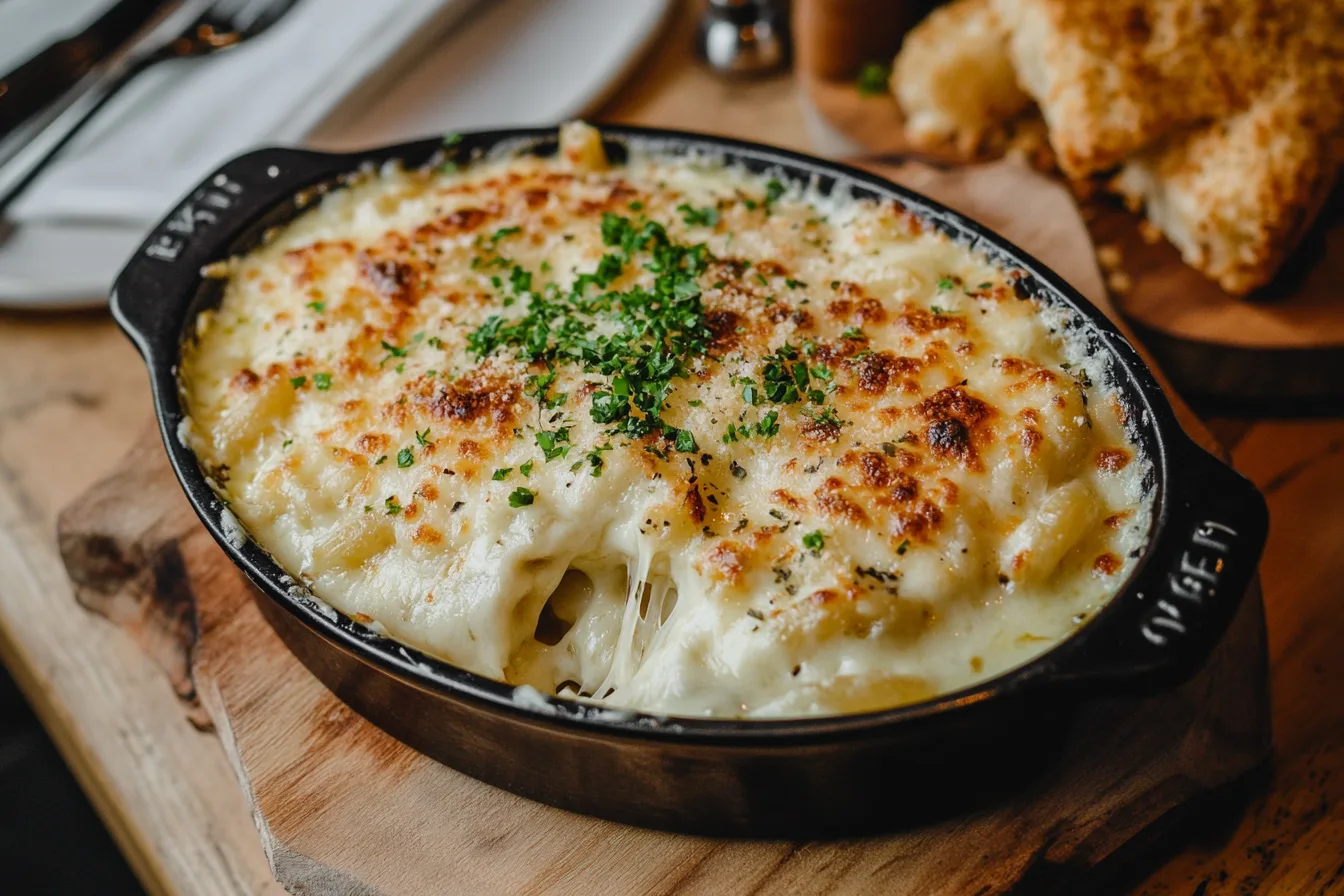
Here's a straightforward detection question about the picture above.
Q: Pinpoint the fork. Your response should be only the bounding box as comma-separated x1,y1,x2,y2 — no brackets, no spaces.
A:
0,0,299,216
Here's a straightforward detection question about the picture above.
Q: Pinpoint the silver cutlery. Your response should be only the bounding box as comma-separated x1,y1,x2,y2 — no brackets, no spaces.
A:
0,0,162,143
0,0,299,216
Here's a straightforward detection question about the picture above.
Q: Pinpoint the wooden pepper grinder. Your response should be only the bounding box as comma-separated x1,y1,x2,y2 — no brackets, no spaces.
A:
793,0,936,81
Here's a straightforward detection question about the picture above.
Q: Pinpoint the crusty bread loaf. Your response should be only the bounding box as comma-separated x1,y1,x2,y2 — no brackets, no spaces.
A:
891,0,1030,160
1113,79,1341,295
990,0,1340,179
889,0,1343,294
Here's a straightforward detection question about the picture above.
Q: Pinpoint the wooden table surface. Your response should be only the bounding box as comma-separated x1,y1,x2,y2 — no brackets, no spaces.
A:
0,4,1341,894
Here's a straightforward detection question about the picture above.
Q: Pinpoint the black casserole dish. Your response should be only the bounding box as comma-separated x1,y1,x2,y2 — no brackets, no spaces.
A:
110,126,1268,837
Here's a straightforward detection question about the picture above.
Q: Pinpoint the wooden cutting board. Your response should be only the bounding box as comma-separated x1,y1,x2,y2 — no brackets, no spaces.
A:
56,158,1271,895
795,0,1344,408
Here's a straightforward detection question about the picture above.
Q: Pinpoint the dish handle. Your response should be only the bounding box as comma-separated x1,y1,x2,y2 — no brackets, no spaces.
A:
108,146,358,363
1049,436,1269,694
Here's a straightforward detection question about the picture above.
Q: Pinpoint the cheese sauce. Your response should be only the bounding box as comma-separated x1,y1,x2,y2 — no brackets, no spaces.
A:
181,123,1149,718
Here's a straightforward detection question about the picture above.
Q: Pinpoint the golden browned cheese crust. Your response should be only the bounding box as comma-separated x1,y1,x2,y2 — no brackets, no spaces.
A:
179,124,1149,718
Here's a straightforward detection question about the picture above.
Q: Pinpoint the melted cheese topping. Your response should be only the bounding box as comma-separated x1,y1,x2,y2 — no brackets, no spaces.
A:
181,124,1150,718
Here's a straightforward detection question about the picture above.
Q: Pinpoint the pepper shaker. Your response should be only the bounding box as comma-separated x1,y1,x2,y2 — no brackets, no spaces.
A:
696,0,789,78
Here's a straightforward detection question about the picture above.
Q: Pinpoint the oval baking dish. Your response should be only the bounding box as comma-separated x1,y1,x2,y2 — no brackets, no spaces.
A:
110,126,1268,837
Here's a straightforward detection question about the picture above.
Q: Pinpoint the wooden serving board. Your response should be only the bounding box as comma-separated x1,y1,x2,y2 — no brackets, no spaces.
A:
56,159,1271,895
795,0,1344,407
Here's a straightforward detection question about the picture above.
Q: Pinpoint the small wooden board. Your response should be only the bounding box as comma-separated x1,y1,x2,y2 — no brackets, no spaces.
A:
795,0,1344,407
1086,199,1344,410
57,159,1271,895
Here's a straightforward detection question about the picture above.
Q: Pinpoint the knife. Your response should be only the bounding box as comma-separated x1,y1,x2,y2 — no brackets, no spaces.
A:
0,0,165,142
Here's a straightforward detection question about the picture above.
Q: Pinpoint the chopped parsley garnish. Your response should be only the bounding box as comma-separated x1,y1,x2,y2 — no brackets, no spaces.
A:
519,460,534,477
306,301,325,313
384,496,402,515
856,61,891,96
673,429,698,453
896,539,910,555
509,264,532,295
525,366,566,411
785,278,807,289
468,213,714,446
397,448,414,468
289,375,306,389
760,343,810,404
312,372,332,390
582,443,612,477
379,341,409,367
535,427,572,461
765,179,786,213
492,467,512,480
936,277,955,291
508,486,535,507
724,409,780,443
415,428,432,447
590,388,628,424
840,327,865,340
282,439,293,448
804,405,846,428
677,204,719,227
802,530,825,553
442,132,463,146
490,226,521,243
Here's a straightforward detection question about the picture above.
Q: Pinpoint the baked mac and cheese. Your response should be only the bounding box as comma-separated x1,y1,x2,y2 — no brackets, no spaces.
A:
180,124,1150,717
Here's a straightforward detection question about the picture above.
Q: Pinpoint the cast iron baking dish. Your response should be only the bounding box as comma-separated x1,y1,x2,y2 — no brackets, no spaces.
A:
110,126,1269,837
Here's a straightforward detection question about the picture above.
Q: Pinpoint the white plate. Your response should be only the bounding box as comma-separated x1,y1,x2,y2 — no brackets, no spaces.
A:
0,0,671,310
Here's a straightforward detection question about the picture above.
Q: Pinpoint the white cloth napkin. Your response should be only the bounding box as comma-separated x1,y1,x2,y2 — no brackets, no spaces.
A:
8,0,466,225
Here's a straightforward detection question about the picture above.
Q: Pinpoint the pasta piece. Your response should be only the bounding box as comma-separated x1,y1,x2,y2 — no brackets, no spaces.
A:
311,515,396,572
1001,480,1100,584
559,121,608,172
